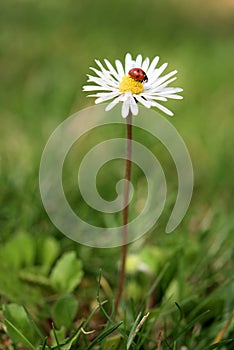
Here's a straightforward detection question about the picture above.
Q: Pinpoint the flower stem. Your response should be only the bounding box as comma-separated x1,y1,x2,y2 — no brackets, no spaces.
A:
114,112,132,315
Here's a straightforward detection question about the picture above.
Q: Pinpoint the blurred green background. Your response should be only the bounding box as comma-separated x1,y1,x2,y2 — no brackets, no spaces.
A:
1,0,234,347
1,0,234,252
1,0,234,277
0,1,233,234
0,0,234,322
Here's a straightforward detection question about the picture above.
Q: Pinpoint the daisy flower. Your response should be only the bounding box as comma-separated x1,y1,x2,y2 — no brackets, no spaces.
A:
83,53,183,118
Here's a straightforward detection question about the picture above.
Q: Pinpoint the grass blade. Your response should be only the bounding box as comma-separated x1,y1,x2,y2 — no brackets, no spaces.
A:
86,321,123,350
174,310,210,341
51,323,61,350
204,339,234,349
4,318,36,350
126,313,142,349
23,306,49,344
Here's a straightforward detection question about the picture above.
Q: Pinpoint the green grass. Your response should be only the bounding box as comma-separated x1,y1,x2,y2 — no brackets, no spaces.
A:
0,0,234,348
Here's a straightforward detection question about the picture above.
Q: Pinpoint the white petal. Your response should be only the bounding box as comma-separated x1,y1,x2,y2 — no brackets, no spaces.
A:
89,91,119,98
87,74,117,89
88,67,103,79
86,94,99,99
89,67,108,80
146,56,160,76
134,95,151,108
141,93,168,102
86,75,105,86
160,94,183,100
134,54,143,67
149,63,169,85
83,85,114,92
142,57,150,72
146,77,177,91
94,99,102,105
105,95,123,111
158,87,183,94
121,93,131,118
95,59,110,76
125,53,133,74
122,103,130,118
95,92,121,103
151,101,174,116
89,68,119,87
115,59,125,78
151,70,177,88
129,95,139,115
104,59,120,81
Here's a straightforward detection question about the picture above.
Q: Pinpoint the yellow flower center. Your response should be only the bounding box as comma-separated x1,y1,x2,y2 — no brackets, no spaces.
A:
119,76,144,94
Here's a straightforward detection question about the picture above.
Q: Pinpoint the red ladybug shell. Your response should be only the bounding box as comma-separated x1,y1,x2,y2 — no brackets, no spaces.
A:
128,68,148,83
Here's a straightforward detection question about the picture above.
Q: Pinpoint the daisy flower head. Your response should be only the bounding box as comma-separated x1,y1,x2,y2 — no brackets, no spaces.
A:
83,53,183,118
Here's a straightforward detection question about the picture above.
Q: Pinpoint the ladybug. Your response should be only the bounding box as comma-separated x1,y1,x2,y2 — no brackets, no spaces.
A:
128,68,148,83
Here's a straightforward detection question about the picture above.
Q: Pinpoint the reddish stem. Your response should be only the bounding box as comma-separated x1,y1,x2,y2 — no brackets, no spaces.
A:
114,112,132,315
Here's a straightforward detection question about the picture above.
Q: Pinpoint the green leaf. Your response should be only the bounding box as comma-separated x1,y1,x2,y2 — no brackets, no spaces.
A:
3,303,38,348
50,251,83,294
53,295,78,328
0,263,43,305
38,237,60,273
0,231,36,270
